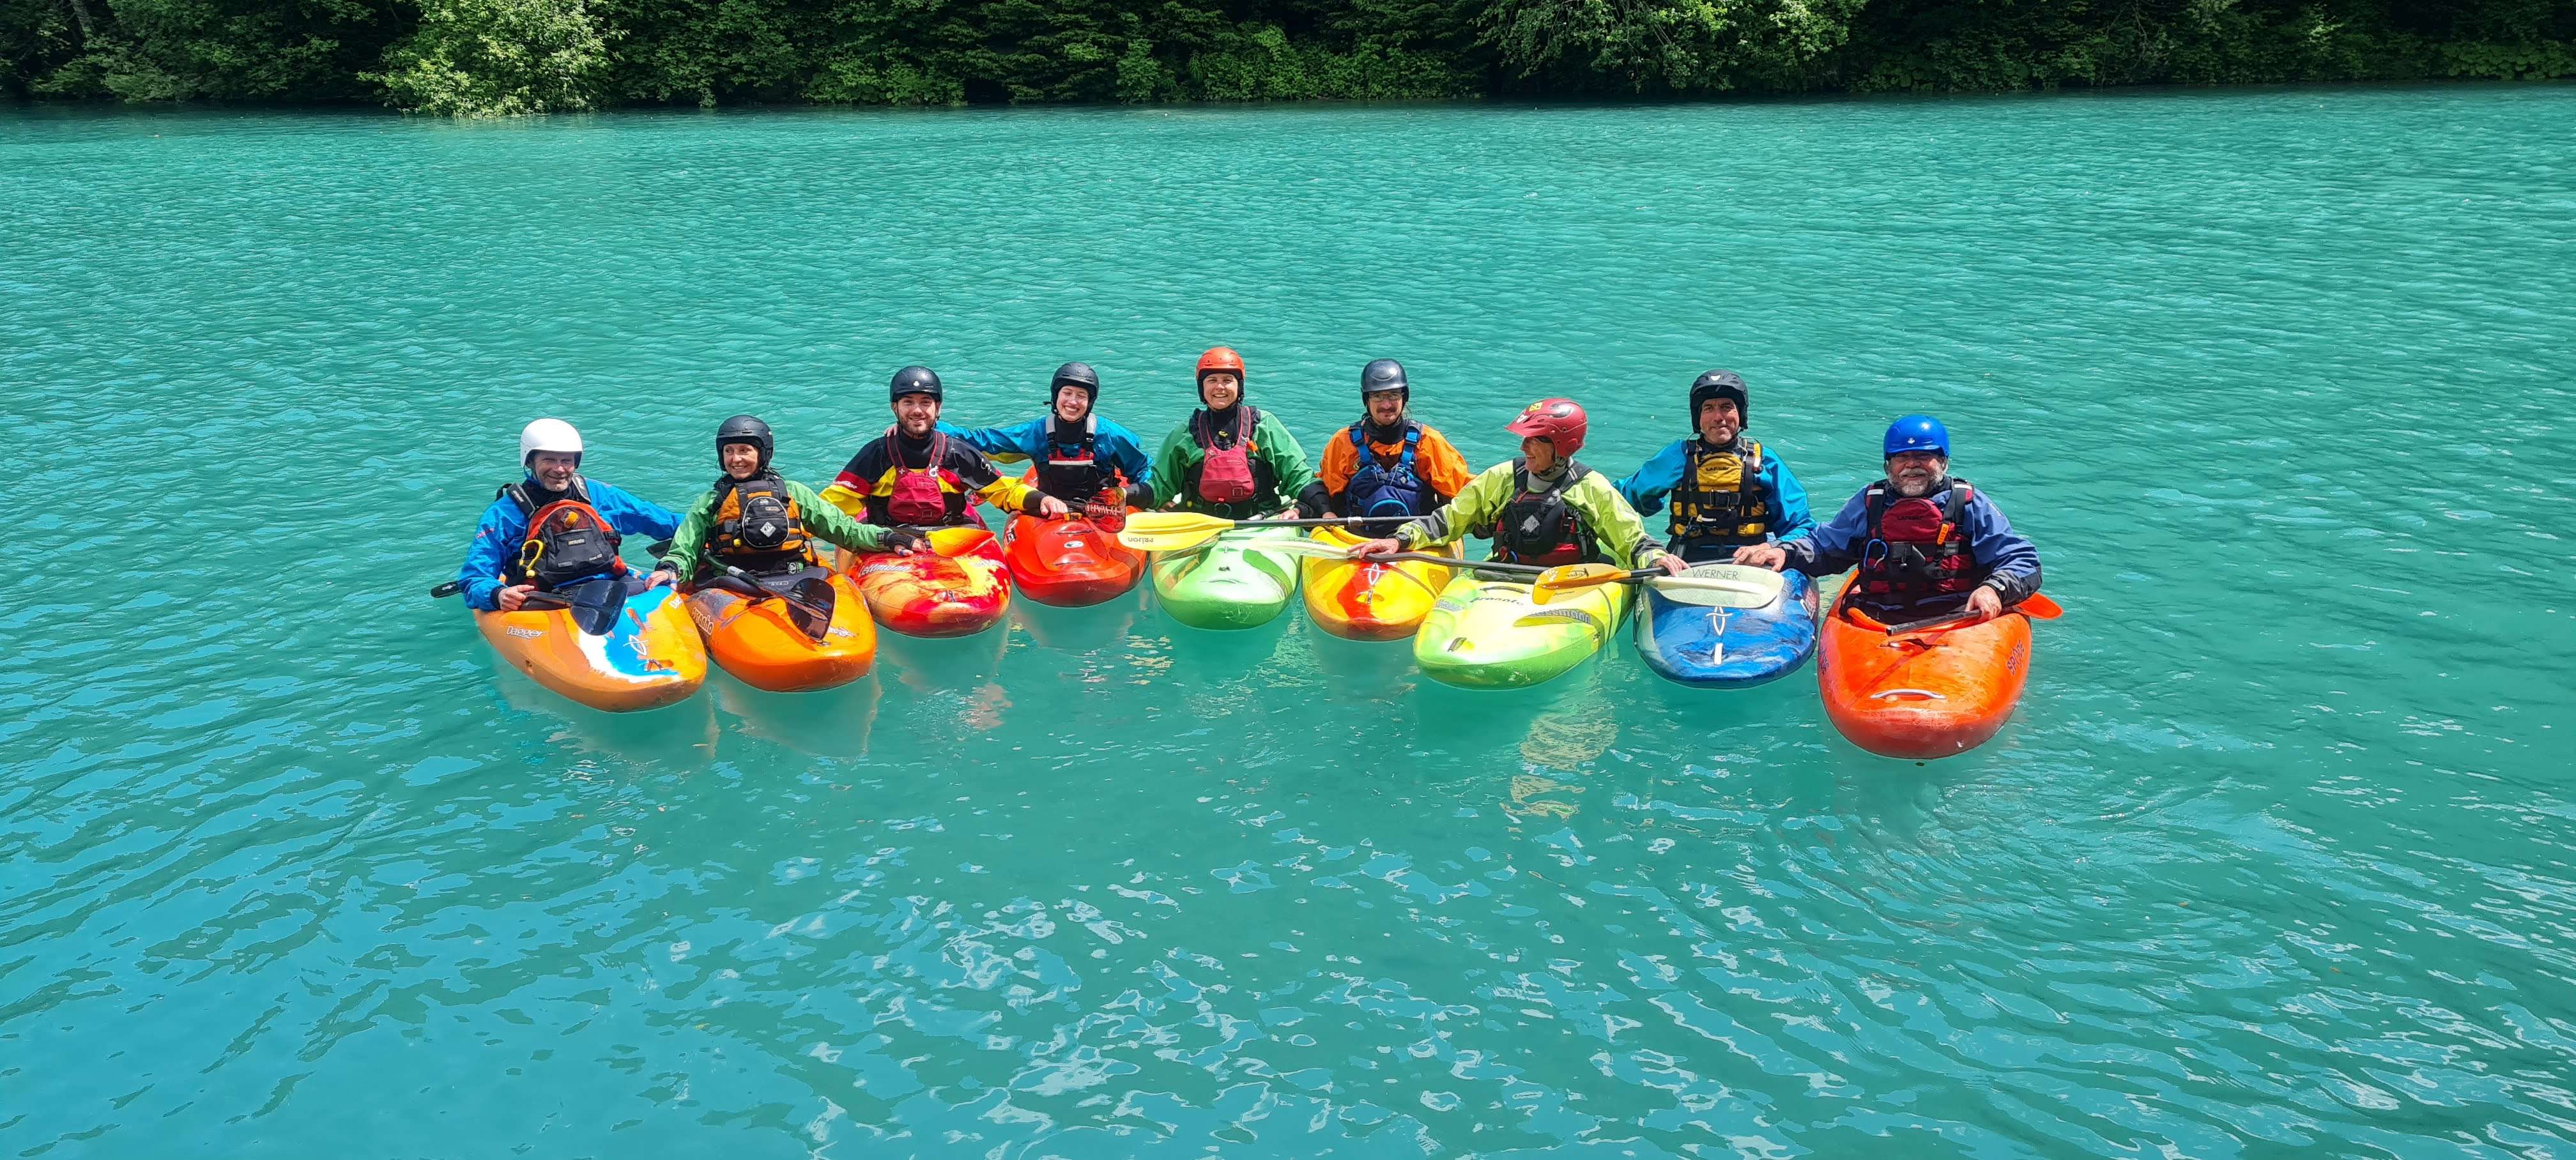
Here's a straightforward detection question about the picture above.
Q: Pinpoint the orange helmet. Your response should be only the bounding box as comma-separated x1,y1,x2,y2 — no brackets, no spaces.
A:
1196,347,1246,397
1505,397,1589,457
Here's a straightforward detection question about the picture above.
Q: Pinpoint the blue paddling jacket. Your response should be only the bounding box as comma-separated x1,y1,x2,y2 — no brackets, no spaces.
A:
945,416,1155,503
1616,436,1817,555
1782,477,2041,617
456,477,680,611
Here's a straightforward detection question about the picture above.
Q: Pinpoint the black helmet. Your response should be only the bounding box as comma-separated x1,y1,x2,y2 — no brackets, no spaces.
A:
1360,358,1409,401
1050,361,1100,402
716,413,774,470
890,365,943,403
1688,369,1749,427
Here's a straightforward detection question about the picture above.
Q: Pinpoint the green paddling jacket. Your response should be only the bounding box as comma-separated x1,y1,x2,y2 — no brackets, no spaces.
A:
1146,406,1314,520
659,475,892,581
1391,458,1668,569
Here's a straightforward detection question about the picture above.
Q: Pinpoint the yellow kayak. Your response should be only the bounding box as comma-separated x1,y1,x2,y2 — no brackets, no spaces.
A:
1413,570,1632,689
1300,526,1458,641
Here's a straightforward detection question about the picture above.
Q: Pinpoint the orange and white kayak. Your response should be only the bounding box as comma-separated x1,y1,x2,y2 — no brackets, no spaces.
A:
837,525,1011,638
473,576,707,712
1816,593,2032,759
686,569,877,692
1300,525,1457,641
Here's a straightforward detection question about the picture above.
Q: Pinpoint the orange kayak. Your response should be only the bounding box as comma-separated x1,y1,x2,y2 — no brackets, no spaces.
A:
1004,510,1144,607
686,569,877,692
837,525,1011,638
473,576,706,712
1817,594,2032,759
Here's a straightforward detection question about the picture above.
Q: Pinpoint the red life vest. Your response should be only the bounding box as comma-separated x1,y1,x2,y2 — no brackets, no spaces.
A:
1859,478,1976,599
884,427,954,526
1192,407,1260,505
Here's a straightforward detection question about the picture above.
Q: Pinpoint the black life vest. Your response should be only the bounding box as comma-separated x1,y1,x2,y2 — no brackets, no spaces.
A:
1344,423,1439,519
708,472,816,574
498,479,625,590
1671,436,1772,548
1859,478,1977,599
1038,415,1110,499
1491,461,1597,568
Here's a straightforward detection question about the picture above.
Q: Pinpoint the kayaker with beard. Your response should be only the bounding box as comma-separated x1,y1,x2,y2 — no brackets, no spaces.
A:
1735,415,2039,622
458,418,682,613
1146,346,1313,519
947,361,1156,515
648,415,924,590
1344,397,1686,576
1615,370,1816,563
823,366,1068,529
1294,358,1475,524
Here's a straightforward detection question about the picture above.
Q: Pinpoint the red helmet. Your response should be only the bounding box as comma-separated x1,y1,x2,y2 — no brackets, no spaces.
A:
1505,397,1588,457
1195,346,1246,403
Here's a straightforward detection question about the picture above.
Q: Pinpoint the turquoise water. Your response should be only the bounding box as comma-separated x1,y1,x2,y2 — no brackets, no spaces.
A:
6,87,2575,1156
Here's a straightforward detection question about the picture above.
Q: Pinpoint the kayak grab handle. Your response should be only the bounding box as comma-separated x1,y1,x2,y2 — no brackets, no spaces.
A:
1870,688,1947,701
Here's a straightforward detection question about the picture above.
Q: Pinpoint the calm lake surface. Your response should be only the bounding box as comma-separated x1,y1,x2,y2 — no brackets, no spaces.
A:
4,87,2573,1157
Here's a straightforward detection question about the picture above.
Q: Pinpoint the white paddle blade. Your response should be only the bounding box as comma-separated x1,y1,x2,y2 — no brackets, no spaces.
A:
1651,563,1787,609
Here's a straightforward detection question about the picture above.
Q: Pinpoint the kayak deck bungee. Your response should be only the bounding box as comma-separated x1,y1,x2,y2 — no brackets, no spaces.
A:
686,568,877,692
1816,592,2033,759
1636,565,1820,689
473,575,707,712
1300,526,1458,641
1413,568,1632,690
1004,508,1145,607
1151,526,1303,630
838,524,1012,639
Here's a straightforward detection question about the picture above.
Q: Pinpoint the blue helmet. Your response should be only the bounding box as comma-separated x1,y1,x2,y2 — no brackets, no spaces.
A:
1883,414,1950,458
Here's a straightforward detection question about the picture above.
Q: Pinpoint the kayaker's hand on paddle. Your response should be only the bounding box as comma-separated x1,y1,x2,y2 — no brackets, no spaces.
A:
1651,553,1689,577
496,584,536,612
1347,537,1403,559
1733,544,1788,570
1035,494,1070,519
1966,584,2004,621
882,529,929,555
644,566,677,590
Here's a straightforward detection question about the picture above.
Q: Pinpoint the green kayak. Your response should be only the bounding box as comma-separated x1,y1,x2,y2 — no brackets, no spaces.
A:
1413,571,1633,689
1149,526,1304,630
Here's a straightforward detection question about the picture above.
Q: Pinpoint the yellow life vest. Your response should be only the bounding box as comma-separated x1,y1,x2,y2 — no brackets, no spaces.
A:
1670,437,1772,547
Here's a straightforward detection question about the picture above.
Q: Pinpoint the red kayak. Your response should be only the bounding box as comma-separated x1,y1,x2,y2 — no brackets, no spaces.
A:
1817,593,2033,759
1004,508,1144,607
836,525,1011,638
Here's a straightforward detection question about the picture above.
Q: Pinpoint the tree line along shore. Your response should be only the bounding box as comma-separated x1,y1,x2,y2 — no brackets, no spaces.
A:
4,0,2570,117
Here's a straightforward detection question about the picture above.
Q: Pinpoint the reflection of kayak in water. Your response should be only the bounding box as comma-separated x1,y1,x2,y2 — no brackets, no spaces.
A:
1151,526,1302,630
1817,592,2032,759
1300,526,1455,641
1635,565,1818,689
1413,570,1630,690
472,575,705,712
685,566,875,692
837,525,1011,638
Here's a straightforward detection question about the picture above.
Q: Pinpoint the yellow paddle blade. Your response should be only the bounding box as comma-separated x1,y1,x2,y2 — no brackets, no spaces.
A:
1116,512,1236,553
1531,563,1627,605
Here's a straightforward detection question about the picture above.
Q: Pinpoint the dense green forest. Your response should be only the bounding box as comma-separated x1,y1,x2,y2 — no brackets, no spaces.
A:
4,0,2570,114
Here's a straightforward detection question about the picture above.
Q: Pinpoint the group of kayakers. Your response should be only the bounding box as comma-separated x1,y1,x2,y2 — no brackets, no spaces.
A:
457,347,2040,625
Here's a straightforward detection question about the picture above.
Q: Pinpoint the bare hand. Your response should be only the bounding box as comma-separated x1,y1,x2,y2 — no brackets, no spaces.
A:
1967,585,2004,620
645,569,675,590
1037,495,1070,519
1348,537,1402,559
1319,510,1338,520
1654,554,1689,577
1733,544,1788,571
496,584,536,612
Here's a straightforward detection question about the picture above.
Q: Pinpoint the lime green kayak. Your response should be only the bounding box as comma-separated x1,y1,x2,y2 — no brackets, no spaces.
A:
1413,571,1632,689
1150,526,1303,630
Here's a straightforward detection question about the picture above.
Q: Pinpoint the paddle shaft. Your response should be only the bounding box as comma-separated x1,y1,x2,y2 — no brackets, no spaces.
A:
428,538,675,600
1882,593,2059,635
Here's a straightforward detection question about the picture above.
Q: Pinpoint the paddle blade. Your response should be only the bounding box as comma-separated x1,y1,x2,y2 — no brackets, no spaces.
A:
1116,514,1231,553
1531,563,1625,605
1649,563,1786,609
2020,591,2064,619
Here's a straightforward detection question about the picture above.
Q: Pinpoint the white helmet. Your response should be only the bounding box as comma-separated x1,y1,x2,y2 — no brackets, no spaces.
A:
519,418,584,468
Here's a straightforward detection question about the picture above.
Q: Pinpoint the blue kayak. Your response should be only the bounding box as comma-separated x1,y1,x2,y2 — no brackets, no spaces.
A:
1634,565,1820,689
